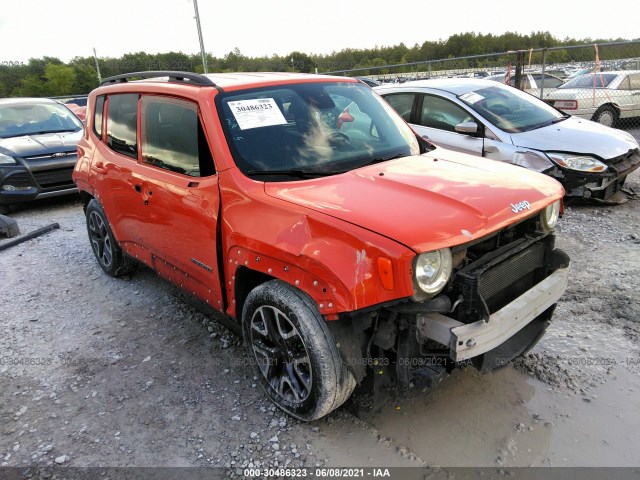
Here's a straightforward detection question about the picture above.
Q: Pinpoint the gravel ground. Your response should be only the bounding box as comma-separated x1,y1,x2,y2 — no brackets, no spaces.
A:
1,168,639,473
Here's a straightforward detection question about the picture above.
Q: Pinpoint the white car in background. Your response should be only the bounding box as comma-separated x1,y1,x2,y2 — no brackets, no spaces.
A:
485,72,564,98
544,70,640,127
375,79,640,201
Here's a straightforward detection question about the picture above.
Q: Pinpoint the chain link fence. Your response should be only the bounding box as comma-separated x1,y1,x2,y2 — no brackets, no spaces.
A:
326,40,640,134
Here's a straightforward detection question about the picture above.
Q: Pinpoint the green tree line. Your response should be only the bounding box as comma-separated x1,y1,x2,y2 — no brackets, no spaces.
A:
1,31,638,97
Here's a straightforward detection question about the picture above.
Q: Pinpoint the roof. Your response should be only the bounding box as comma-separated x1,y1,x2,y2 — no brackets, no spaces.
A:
569,70,640,76
0,97,60,106
203,72,351,88
375,78,503,95
99,71,357,91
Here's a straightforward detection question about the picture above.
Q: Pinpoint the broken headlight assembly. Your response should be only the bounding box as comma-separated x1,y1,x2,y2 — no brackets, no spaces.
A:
412,248,453,300
546,152,607,173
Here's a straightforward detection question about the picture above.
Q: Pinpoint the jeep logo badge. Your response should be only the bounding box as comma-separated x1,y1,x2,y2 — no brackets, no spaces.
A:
510,200,531,213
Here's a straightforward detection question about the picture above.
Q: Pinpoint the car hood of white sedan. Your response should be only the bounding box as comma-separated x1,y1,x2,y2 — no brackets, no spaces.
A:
510,116,638,159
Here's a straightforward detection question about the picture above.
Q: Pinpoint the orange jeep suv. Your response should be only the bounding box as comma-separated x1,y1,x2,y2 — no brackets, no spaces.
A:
74,71,569,420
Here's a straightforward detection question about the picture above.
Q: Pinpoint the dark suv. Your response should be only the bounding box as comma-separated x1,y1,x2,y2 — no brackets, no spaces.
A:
0,98,83,214
74,71,569,420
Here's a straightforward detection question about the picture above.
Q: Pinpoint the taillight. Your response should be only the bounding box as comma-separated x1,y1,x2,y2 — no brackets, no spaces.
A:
554,100,578,110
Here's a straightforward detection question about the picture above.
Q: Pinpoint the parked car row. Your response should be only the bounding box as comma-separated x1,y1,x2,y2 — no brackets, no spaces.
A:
1,69,637,421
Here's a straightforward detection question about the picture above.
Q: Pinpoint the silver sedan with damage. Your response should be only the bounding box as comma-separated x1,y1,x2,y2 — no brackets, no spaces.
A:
375,79,640,201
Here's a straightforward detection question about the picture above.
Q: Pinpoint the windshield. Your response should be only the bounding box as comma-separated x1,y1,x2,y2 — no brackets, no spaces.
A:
0,102,83,139
560,73,617,89
458,84,566,133
216,81,420,180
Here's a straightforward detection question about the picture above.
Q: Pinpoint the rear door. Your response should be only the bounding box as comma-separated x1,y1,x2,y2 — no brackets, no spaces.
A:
92,93,147,249
134,94,223,308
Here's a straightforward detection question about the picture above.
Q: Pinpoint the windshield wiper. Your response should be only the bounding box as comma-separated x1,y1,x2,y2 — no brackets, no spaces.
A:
0,129,79,139
29,129,79,136
357,152,407,168
246,168,346,179
540,116,570,128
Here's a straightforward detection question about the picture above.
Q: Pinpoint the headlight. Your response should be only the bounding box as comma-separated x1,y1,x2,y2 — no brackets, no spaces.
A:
546,152,607,172
539,200,560,232
413,248,453,298
0,153,17,165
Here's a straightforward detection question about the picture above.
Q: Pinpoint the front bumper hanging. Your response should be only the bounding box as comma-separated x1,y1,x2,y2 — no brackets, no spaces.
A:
416,265,569,362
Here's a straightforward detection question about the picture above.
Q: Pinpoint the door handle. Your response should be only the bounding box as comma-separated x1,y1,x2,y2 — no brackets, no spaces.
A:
484,145,499,153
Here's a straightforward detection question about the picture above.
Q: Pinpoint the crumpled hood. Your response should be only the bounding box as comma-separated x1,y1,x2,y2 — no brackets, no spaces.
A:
265,149,564,252
0,130,82,158
510,116,638,160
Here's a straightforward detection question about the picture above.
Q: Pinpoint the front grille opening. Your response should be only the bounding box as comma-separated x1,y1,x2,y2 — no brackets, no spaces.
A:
449,234,553,323
483,270,538,313
32,167,74,188
3,172,32,188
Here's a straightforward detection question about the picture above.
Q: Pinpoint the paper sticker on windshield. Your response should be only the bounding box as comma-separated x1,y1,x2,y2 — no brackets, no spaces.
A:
459,92,485,105
228,98,287,130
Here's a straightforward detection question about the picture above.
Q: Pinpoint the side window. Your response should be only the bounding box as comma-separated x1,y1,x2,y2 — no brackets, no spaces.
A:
617,76,631,90
106,94,138,159
382,93,416,121
419,95,473,133
93,95,104,138
141,96,215,177
629,74,640,90
535,74,563,88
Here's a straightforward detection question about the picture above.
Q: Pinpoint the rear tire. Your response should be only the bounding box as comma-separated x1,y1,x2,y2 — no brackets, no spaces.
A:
242,280,356,421
592,105,618,127
85,199,136,277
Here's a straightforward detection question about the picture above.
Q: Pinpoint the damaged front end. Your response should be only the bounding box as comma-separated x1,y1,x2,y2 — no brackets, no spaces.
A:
551,148,640,202
330,212,570,391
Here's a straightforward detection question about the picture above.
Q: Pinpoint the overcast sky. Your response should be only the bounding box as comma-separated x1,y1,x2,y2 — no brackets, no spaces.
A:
1,0,638,63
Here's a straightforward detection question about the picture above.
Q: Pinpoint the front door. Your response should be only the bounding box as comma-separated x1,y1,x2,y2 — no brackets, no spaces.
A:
134,95,224,310
413,94,484,156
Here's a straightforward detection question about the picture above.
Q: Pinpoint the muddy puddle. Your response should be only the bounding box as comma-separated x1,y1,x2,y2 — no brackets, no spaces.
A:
313,321,640,467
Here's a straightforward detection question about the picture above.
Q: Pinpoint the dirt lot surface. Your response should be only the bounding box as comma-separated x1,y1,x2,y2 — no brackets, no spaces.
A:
1,169,639,476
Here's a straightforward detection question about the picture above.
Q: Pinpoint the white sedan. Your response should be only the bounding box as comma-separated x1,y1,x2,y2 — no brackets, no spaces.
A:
485,72,564,98
375,79,640,201
544,70,640,127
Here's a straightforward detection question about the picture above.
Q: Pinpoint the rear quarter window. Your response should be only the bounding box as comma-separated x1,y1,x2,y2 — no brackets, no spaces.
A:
93,95,105,138
106,94,139,159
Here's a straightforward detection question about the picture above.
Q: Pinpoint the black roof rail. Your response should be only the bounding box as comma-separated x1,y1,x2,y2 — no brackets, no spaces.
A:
100,71,216,87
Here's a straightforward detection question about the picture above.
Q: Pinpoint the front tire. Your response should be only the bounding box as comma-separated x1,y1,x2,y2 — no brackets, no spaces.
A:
242,280,356,421
592,105,618,127
85,199,135,277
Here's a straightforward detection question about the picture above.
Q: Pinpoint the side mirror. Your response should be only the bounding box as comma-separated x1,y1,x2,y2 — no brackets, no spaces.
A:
455,121,478,134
